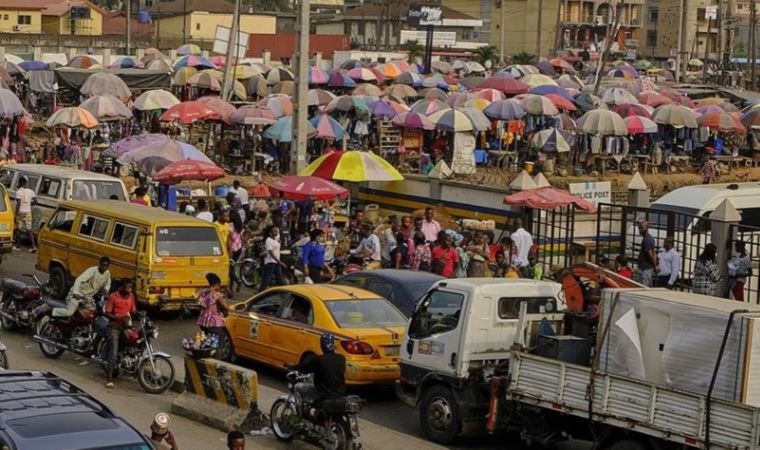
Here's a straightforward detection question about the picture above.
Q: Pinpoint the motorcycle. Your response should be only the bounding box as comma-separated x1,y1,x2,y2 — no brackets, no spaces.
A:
0,338,7,369
270,371,363,450
33,298,175,394
0,273,50,331
238,238,266,288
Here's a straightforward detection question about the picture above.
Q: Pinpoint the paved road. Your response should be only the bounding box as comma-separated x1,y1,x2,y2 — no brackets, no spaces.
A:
0,251,506,450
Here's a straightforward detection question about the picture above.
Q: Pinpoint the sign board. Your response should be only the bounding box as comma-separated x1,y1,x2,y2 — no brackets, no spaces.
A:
705,5,718,20
400,30,456,47
626,49,637,60
213,25,249,59
569,181,611,206
407,5,443,26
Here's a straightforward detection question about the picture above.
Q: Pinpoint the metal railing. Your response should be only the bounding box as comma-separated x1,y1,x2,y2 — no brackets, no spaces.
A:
728,224,760,303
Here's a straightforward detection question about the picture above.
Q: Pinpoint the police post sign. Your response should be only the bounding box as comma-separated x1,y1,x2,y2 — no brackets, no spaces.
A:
569,181,611,206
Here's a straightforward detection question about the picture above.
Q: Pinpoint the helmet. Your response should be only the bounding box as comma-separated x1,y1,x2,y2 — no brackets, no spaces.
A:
320,333,336,353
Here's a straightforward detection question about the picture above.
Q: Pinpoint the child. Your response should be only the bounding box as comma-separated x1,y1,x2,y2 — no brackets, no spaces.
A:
523,256,543,280
616,255,633,279
490,251,509,278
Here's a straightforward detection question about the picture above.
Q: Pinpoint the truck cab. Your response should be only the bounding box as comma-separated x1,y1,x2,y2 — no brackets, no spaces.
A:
396,278,564,444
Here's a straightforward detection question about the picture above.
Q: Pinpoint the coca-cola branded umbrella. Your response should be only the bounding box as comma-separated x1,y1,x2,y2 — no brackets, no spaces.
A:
152,160,225,185
267,176,348,201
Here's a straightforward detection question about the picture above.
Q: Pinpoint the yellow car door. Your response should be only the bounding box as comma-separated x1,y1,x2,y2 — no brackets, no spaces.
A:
269,294,315,366
230,291,290,365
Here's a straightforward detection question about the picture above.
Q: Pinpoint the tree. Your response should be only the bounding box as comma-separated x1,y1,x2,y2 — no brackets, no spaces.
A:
473,45,499,67
405,39,424,64
512,52,537,65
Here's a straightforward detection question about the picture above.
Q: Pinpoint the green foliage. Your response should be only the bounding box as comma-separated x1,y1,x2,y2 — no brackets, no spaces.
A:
473,45,499,66
512,52,537,65
405,39,424,63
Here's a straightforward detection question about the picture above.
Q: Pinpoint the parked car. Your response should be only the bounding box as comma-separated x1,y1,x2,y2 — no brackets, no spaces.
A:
333,269,444,316
221,284,407,386
0,371,153,449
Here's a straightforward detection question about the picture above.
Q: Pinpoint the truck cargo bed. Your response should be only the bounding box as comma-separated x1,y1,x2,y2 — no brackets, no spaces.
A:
508,352,760,450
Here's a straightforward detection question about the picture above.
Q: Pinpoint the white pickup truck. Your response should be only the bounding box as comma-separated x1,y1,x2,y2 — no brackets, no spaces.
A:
397,280,760,450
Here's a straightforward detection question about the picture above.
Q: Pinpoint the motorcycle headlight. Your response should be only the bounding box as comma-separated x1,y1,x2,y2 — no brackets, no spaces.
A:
152,328,159,339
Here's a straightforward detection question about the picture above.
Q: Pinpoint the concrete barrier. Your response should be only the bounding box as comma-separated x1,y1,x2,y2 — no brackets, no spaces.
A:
172,356,265,432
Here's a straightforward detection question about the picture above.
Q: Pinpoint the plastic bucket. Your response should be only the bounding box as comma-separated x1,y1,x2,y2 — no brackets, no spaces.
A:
523,161,535,174
365,204,380,223
215,186,229,197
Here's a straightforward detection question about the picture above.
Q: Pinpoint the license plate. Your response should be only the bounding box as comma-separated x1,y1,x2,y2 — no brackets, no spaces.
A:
383,345,400,357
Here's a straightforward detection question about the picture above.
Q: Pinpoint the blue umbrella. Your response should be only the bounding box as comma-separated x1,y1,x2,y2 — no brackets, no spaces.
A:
264,116,317,142
367,100,396,118
309,114,345,140
530,85,574,102
396,72,423,87
327,71,356,88
19,61,48,71
422,76,449,90
484,99,526,120
530,128,576,153
172,55,215,70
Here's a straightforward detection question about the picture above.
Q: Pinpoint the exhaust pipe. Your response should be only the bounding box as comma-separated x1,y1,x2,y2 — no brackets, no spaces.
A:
0,310,17,323
32,335,71,352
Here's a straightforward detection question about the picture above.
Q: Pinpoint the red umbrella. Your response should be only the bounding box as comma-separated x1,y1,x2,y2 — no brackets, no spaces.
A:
503,186,596,213
478,77,529,95
697,111,747,134
152,160,225,185
267,175,348,201
612,103,653,118
637,92,673,107
196,96,236,123
159,101,217,124
545,94,576,111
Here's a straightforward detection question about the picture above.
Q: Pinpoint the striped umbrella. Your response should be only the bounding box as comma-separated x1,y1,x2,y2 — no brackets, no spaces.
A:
188,72,221,91
197,96,236,123
258,96,293,117
447,92,477,108
328,71,356,88
742,109,760,129
474,88,506,102
353,83,383,97
410,99,450,116
68,55,98,69
428,108,475,132
484,99,526,120
624,116,658,134
637,91,673,107
368,99,409,118
697,112,747,134
520,94,560,116
612,103,653,118
530,85,573,101
422,76,449,90
391,111,435,130
384,84,418,99
652,104,698,128
46,107,98,128
339,59,366,70
601,87,639,106
347,68,378,82
421,87,448,101
544,94,576,111
110,57,144,69
300,150,404,182
310,114,345,139
173,55,215,70
307,89,337,106
478,77,529,94
177,44,202,56
530,128,575,153
376,63,402,80
230,106,277,125
324,95,368,113
458,107,491,131
574,92,607,112
462,98,491,111
694,105,726,116
104,134,168,157
172,67,198,85
577,109,627,135
396,72,423,87
267,68,295,86
308,66,330,85
521,74,558,88
133,90,180,111
80,94,133,121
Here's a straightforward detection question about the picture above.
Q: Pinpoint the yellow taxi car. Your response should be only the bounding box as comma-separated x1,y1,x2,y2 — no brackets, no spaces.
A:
0,184,13,259
221,284,408,385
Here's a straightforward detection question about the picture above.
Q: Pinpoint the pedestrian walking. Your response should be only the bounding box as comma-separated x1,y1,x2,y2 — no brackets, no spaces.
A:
656,236,681,289
510,219,533,266
728,241,752,301
390,232,410,269
260,226,287,291
228,213,244,294
196,273,228,339
148,413,179,450
302,229,330,283
13,176,36,253
693,243,721,296
637,221,657,287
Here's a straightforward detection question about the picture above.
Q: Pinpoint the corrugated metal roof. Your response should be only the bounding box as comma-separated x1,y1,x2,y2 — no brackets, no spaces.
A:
0,0,47,10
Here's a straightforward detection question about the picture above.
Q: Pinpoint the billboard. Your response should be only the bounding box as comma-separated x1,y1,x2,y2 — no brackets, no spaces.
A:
407,5,443,26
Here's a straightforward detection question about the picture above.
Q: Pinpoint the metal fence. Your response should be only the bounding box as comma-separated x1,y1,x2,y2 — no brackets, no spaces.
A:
729,224,760,303
530,205,576,271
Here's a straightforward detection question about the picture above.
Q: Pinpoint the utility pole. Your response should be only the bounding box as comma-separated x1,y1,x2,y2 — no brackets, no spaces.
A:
675,0,685,82
703,17,712,81
593,4,623,95
536,0,544,56
717,0,723,62
293,0,310,173
554,0,563,52
126,0,131,56
182,0,187,44
499,0,505,64
751,0,757,89
221,0,241,101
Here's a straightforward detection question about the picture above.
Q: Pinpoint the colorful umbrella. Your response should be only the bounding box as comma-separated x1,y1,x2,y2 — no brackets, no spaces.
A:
310,114,345,140
258,96,293,117
484,99,526,120
177,44,202,56
557,74,584,90
601,87,639,105
172,67,198,85
741,109,760,129
545,94,576,111
308,66,329,85
146,59,172,72
368,99,409,118
300,150,404,182
197,96,236,123
376,63,402,80
607,68,635,79
410,98,450,116
474,88,506,102
634,60,653,70
384,84,418,99
245,74,268,98
531,128,575,153
353,83,383,97
68,55,98,69
0,88,26,118
576,109,627,135
272,81,295,96
462,98,491,111
612,103,653,118
81,72,131,100
119,141,212,173
188,72,221,91
307,89,337,106
391,111,435,130
447,92,476,108
46,107,98,128
530,84,573,101
133,90,180,111
339,59,366,70
110,57,144,69
159,101,217,124
521,74,558,88
421,76,449,90
458,107,491,131
208,55,226,69
536,61,557,76
624,116,658,134
266,67,294,86
396,72,422,87
421,87,448,101
267,176,348,201
697,112,747,134
696,97,726,107
694,105,726,116
520,94,560,116
324,95,368,113
638,91,673,107
80,94,133,121
347,68,377,82
104,134,167,157
652,104,698,128
503,186,596,213
459,76,485,90
549,58,575,72
477,77,529,94
233,65,262,80
153,160,225,185
328,71,356,88
428,108,475,132
391,60,412,72
263,116,317,142
173,55,215,70
230,105,277,125
463,61,486,74
573,92,607,112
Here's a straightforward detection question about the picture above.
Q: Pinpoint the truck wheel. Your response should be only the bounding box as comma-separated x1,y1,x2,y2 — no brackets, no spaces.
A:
606,440,648,450
49,266,69,300
420,385,460,444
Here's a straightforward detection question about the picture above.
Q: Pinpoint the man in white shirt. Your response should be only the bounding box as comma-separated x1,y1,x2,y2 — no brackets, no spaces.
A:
53,256,112,318
232,180,250,220
14,176,37,253
260,226,286,291
195,199,213,223
657,236,681,289
352,223,382,270
510,219,533,266
420,207,441,243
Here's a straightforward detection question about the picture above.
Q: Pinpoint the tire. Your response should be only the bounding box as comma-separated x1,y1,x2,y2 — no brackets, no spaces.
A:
137,355,175,394
0,348,8,369
49,266,69,300
332,419,355,450
419,385,460,445
270,398,296,443
0,301,16,331
239,260,259,288
37,322,65,359
605,439,648,450
217,331,236,363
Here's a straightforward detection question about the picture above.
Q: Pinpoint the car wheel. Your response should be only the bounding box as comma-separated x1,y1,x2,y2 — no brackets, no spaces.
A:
217,331,236,363
49,266,69,300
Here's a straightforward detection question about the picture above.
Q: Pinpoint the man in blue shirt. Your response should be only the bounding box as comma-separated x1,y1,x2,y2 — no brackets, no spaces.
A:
302,229,332,283
295,197,313,234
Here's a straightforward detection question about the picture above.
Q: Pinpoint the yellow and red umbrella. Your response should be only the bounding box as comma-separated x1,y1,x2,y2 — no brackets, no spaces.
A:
46,107,98,128
300,150,404,182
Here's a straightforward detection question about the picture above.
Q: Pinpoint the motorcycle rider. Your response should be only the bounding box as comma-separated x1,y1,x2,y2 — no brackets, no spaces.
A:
104,279,136,389
288,333,346,401
52,256,112,318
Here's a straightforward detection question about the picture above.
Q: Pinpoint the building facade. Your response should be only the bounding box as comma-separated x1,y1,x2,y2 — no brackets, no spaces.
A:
153,12,277,42
0,1,45,34
556,0,644,52
41,0,104,36
645,0,722,60
492,0,561,57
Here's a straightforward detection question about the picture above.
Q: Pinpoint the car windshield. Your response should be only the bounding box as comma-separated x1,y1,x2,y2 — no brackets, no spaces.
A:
156,227,223,257
73,180,126,201
648,205,700,230
324,299,407,328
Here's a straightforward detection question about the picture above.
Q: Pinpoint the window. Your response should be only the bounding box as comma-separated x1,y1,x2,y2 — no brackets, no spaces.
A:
38,177,63,199
739,207,760,229
2,15,8,20
18,174,40,192
111,222,138,249
324,299,406,329
78,215,109,240
72,180,125,201
196,22,200,31
646,30,657,47
17,15,31,25
281,295,313,324
498,297,557,320
409,290,464,338
365,278,394,302
156,226,222,256
697,8,706,21
249,292,289,316
647,7,658,22
0,169,13,188
143,0,154,7
48,208,76,232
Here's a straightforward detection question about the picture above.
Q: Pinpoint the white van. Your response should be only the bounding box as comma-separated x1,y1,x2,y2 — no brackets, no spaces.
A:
0,164,129,233
650,182,760,228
